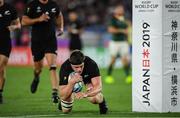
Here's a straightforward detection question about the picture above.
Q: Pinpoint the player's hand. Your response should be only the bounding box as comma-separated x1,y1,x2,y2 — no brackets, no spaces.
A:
86,83,93,92
38,13,50,22
123,29,128,35
74,92,86,99
87,86,93,92
68,73,82,85
57,28,63,37
71,29,79,34
7,25,18,31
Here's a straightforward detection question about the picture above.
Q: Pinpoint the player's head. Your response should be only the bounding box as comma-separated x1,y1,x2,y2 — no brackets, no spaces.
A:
0,0,4,6
69,50,85,74
113,4,124,17
39,0,48,4
68,11,78,22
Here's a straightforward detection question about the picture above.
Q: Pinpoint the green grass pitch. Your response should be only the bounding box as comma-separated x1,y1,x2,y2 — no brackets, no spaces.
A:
0,66,180,117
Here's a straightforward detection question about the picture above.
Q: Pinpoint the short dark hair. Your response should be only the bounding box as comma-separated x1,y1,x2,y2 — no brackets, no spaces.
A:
69,50,85,65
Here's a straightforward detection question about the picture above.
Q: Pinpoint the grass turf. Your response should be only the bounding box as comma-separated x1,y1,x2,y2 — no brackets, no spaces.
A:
0,66,180,117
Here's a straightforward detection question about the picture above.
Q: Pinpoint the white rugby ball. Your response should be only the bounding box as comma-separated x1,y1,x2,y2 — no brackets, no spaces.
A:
68,72,83,93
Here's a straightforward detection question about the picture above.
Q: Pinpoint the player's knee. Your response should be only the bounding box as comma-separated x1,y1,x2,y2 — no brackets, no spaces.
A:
122,55,130,64
0,63,6,72
34,61,43,68
88,96,98,104
34,66,43,73
62,109,71,114
49,64,57,71
0,69,5,77
34,69,42,75
61,99,73,113
88,93,103,104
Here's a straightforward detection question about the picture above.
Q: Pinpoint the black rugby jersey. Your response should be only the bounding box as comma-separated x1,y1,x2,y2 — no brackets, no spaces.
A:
24,0,60,40
59,56,100,85
0,3,17,39
68,20,82,39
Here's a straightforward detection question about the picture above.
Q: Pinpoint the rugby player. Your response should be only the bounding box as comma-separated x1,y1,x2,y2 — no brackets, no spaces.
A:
21,0,64,104
0,0,21,104
59,50,108,114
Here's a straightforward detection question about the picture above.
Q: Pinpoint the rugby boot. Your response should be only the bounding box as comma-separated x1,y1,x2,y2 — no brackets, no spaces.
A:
0,94,3,104
99,98,108,114
52,91,59,104
30,76,39,93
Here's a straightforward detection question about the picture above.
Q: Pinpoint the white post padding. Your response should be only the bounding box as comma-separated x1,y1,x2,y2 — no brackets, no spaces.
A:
133,0,180,112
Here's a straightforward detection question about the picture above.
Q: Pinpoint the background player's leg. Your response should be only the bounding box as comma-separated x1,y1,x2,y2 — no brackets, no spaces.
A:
45,53,59,103
106,41,119,84
34,60,43,77
121,56,131,84
30,60,43,93
120,42,131,84
105,56,116,84
0,55,8,104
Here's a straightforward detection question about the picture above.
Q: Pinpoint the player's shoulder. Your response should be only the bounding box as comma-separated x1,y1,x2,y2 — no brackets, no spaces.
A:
60,59,73,74
84,56,97,66
108,15,116,24
111,16,117,22
4,3,14,9
49,0,58,6
77,20,83,26
2,3,17,13
61,59,71,68
50,0,57,4
28,0,38,4
84,56,99,73
3,3,10,7
26,0,37,7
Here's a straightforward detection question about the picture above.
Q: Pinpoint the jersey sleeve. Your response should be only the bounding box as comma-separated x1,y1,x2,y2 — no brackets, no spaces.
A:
10,6,18,21
54,3,60,17
24,3,34,17
77,21,83,29
108,17,116,27
59,64,69,86
88,60,100,79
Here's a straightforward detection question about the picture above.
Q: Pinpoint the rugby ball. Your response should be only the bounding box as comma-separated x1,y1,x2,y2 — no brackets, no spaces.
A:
68,72,83,93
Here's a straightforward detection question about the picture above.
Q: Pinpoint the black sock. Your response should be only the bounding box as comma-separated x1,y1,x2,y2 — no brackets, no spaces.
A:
107,65,113,76
123,64,130,77
99,97,108,114
58,101,62,110
52,89,58,95
34,70,41,78
99,97,105,105
0,89,3,96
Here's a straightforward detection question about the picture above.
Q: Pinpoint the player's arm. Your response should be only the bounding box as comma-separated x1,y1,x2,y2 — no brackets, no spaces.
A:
79,27,83,34
21,14,50,26
67,21,83,34
84,76,102,97
59,85,74,100
59,73,82,100
68,26,83,34
56,12,64,35
7,18,21,31
108,25,128,35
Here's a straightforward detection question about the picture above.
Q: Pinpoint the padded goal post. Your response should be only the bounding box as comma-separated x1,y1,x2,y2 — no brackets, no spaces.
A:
133,0,180,112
